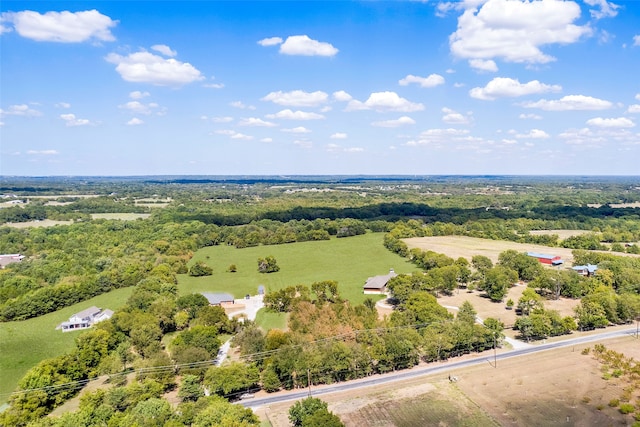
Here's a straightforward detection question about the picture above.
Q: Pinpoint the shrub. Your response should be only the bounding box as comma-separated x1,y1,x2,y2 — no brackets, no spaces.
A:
620,403,635,414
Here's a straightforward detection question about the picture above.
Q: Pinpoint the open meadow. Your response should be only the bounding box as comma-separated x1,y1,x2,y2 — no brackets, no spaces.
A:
178,233,417,305
0,288,133,405
257,332,640,426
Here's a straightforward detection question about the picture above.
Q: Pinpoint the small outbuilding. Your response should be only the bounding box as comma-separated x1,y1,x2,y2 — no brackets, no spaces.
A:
202,292,235,306
572,264,598,277
527,252,563,266
363,268,397,294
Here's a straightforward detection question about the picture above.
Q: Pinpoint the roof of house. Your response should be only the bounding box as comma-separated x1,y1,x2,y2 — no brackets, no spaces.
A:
72,306,102,320
527,252,559,259
0,254,25,268
202,292,235,305
573,264,598,273
364,270,397,290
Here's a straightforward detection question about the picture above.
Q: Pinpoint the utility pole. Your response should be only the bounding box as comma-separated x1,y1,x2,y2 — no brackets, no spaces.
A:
493,333,497,368
307,369,311,397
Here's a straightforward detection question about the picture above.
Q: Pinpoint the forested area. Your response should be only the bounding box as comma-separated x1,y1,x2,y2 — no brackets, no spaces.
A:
1,176,640,426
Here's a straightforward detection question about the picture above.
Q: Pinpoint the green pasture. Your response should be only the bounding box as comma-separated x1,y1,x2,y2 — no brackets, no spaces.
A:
254,309,288,331
0,288,133,405
178,232,416,304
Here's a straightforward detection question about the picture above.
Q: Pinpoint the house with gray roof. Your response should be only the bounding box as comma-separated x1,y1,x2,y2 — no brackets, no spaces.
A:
363,268,397,294
56,306,114,332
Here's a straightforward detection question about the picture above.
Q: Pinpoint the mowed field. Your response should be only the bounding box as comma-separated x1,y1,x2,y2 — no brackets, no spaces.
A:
178,233,417,305
258,332,640,426
0,288,133,405
403,235,640,265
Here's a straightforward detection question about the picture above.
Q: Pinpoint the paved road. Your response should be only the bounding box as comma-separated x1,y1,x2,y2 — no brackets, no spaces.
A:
241,327,637,409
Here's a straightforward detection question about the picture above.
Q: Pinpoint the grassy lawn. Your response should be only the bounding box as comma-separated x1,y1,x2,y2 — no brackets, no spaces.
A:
178,233,417,305
254,309,288,331
0,288,133,405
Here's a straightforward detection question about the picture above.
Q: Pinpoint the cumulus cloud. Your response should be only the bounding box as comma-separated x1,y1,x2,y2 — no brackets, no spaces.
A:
1,9,117,43
127,117,144,126
27,149,58,155
260,137,273,143
330,133,348,139
449,0,591,64
405,128,470,146
230,101,256,110
203,83,224,89
584,0,620,19
371,116,416,128
470,77,562,100
129,91,150,100
209,116,233,123
293,139,313,149
279,35,338,56
634,35,640,46
215,130,254,140
469,59,498,72
262,90,328,107
238,117,277,127
519,113,543,120
332,91,353,102
0,104,42,117
398,74,445,88
265,109,324,120
627,105,640,114
516,129,550,139
105,50,203,86
326,143,363,153
586,117,635,128
151,44,177,57
60,113,92,126
118,101,159,115
55,102,71,109
442,107,472,125
522,95,613,111
346,92,424,112
281,126,311,134
257,36,283,46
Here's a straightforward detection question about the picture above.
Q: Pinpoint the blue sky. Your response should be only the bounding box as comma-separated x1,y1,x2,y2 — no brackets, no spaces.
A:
1,0,639,176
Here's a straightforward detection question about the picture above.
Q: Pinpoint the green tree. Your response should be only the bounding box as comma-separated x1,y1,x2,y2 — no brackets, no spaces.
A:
257,255,280,273
189,261,213,277
289,397,329,427
178,375,204,402
483,266,517,302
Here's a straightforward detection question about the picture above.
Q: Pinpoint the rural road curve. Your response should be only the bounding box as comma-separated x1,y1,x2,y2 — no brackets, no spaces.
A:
241,327,637,409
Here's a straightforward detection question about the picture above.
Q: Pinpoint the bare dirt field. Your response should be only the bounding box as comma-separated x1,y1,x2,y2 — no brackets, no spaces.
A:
529,229,591,239
4,219,73,228
403,235,640,265
256,332,640,426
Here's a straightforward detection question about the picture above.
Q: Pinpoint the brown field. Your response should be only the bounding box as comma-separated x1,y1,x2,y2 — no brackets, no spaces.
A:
529,229,591,239
90,213,151,220
257,332,640,426
403,235,640,265
3,219,73,228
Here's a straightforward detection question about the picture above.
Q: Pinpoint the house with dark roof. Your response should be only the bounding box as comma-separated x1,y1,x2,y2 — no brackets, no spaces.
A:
56,306,114,332
363,269,397,294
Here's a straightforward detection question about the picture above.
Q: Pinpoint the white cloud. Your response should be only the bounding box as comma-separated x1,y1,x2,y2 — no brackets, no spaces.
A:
127,117,144,126
449,0,591,64
294,139,313,149
627,105,640,114
129,91,150,99
332,91,353,102
346,91,424,112
105,50,203,86
60,113,92,127
238,117,277,127
230,101,256,110
469,59,498,72
27,149,58,155
210,116,233,123
262,90,328,107
265,109,325,120
281,126,311,134
519,113,543,120
330,133,348,139
470,77,561,100
442,107,472,125
371,116,416,128
586,117,635,128
203,83,224,89
279,35,338,57
636,94,640,101
260,137,273,143
1,10,117,43
584,0,620,19
257,36,283,46
405,128,470,146
522,95,613,111
326,143,363,153
516,129,550,139
398,74,445,88
0,104,42,117
151,44,177,57
55,102,71,109
215,130,254,140
118,101,159,115
634,35,640,46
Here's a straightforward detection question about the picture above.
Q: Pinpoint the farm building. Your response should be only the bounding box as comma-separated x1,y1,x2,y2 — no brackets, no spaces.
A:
363,268,397,294
572,264,598,276
202,292,235,306
0,253,25,268
56,306,113,332
527,252,564,266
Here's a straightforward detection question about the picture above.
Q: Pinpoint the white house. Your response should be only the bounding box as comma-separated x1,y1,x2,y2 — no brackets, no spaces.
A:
56,306,114,332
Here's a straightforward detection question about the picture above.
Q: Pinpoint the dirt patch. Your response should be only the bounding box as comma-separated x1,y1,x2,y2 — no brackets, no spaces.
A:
4,219,73,228
529,229,591,239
